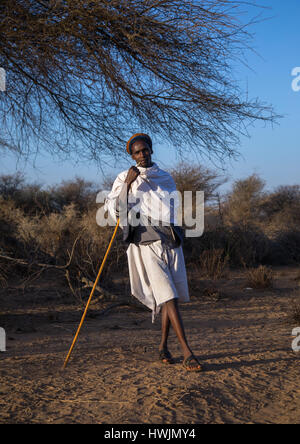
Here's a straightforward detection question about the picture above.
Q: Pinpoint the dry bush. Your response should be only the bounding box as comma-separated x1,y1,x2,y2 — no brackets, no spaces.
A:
0,199,82,283
0,172,25,199
169,162,226,204
0,196,25,231
226,225,270,267
4,167,300,300
183,226,228,269
223,174,266,228
15,203,80,261
0,197,35,280
17,203,127,294
50,177,98,213
0,264,8,288
261,185,300,234
0,194,127,297
290,302,300,324
199,249,229,280
0,173,53,216
0,197,30,256
245,265,273,290
0,174,123,296
184,225,270,269
0,173,99,216
266,230,300,265
101,176,116,192
15,184,53,216
294,271,300,286
69,209,128,298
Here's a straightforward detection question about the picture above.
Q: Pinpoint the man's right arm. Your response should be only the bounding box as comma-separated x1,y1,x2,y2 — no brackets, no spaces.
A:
124,166,140,190
104,166,141,222
116,166,140,218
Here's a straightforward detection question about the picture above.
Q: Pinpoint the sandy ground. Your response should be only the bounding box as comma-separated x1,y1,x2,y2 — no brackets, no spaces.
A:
0,267,300,424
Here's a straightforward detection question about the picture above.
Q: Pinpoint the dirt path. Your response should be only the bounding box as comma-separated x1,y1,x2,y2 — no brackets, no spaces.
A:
0,269,299,424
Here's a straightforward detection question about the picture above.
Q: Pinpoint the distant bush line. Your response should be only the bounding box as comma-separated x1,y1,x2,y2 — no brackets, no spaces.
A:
1,167,300,294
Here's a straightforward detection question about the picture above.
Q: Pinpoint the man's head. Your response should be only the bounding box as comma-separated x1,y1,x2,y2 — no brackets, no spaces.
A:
131,140,152,168
127,133,153,168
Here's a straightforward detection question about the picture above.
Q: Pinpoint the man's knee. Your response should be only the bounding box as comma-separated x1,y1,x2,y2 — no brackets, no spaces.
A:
164,298,178,308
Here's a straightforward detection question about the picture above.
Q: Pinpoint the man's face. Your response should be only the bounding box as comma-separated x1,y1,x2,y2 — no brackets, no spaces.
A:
131,141,152,168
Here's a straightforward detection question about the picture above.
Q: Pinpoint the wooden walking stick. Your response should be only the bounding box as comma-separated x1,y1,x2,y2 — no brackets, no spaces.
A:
63,218,120,369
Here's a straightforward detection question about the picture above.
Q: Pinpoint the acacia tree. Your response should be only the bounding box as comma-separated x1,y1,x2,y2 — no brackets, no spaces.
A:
0,0,276,162
223,174,266,227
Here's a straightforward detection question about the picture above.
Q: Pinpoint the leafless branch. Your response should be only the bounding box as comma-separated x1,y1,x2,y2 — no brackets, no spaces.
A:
0,0,278,162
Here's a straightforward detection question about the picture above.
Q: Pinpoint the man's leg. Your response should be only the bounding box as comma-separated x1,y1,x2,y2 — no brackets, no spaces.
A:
164,299,201,371
159,303,170,350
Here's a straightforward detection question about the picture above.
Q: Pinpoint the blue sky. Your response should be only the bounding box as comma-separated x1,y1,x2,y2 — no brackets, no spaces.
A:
1,0,300,194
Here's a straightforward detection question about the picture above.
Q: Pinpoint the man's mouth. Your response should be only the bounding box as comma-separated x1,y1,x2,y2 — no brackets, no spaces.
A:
137,156,151,167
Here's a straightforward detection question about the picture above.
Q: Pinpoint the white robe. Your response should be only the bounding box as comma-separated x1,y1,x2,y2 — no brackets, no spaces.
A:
104,163,190,321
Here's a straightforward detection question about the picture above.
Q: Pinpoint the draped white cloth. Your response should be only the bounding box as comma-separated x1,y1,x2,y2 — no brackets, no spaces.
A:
104,163,180,227
127,240,190,322
104,163,189,321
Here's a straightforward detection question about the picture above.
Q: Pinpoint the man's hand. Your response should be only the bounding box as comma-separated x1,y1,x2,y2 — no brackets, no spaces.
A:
125,166,140,187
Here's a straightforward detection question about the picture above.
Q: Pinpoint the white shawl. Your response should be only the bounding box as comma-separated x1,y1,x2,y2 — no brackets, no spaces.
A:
104,163,187,322
104,163,179,226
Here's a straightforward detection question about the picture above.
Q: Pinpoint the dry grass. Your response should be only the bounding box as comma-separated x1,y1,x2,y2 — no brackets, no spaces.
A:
0,266,8,288
245,265,274,290
0,195,127,299
289,293,300,324
291,303,300,324
294,271,300,286
201,286,227,302
199,248,229,280
2,171,300,299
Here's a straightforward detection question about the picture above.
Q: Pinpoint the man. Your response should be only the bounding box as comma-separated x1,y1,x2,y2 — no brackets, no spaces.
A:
104,133,202,372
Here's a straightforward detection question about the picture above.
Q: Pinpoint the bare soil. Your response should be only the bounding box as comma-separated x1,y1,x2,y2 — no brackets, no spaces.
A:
0,267,299,424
